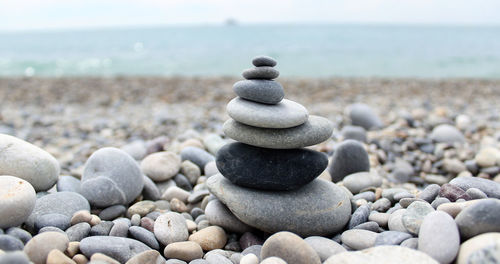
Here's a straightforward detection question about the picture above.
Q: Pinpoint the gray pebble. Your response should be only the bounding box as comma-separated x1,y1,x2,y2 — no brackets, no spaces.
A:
90,221,114,236
431,197,450,209
252,56,277,67
418,211,459,264
450,176,500,198
99,205,127,221
390,160,414,183
382,188,408,203
80,236,151,263
142,175,162,201
372,198,391,212
65,222,91,241
129,226,159,250
393,192,415,201
341,229,377,250
402,201,434,235
0,235,24,251
188,190,210,204
352,221,380,232
348,204,370,229
242,67,279,80
348,103,383,130
131,214,141,226
35,213,71,231
5,228,31,244
0,251,31,264
146,211,162,221
180,147,215,173
191,208,204,220
418,184,440,203
368,212,390,227
38,226,65,234
386,203,403,214
400,237,418,249
374,231,412,246
174,174,193,191
352,191,376,202
154,212,189,245
205,252,232,264
466,187,488,199
399,198,426,208
56,175,81,193
233,80,285,105
455,199,500,240
304,236,346,262
340,125,367,143
388,209,407,232
329,140,370,183
109,221,129,237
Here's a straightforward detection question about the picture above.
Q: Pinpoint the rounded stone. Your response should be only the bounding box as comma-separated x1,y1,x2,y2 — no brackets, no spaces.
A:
348,204,371,229
418,211,459,264
0,176,36,229
388,209,407,232
25,192,90,232
164,241,203,262
0,134,60,192
233,80,284,105
0,251,31,264
341,229,377,250
6,227,32,244
347,103,383,130
223,115,333,149
227,97,308,129
475,148,500,168
206,174,351,236
154,212,189,246
188,226,227,251
455,199,500,240
80,236,150,263
65,222,91,242
374,231,412,246
71,210,92,225
430,124,465,144
0,235,24,251
35,213,71,231
402,201,435,235
324,245,438,264
129,226,160,250
24,232,69,264
46,249,74,264
81,147,144,207
252,56,277,67
242,67,279,80
205,200,253,233
439,183,471,202
126,249,166,264
450,176,500,198
141,151,181,182
261,232,321,264
216,142,328,190
343,171,382,194
56,176,81,193
456,233,500,264
180,147,215,173
328,140,370,183
340,125,367,142
99,205,126,221
304,236,346,262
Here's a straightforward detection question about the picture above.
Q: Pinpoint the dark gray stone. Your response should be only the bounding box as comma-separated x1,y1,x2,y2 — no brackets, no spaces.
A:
142,175,161,201
174,174,193,191
374,231,412,246
455,199,500,240
38,226,65,234
66,222,91,241
90,221,114,236
207,175,351,236
341,125,367,142
80,236,151,263
56,175,81,193
99,205,127,221
81,147,144,207
242,66,279,80
352,221,379,232
180,147,215,173
252,56,277,67
25,192,90,232
216,142,328,191
329,140,370,183
129,226,160,250
191,208,204,220
450,176,500,198
5,228,31,244
233,80,284,105
348,103,383,130
34,213,71,231
0,235,24,251
418,184,440,203
348,204,371,229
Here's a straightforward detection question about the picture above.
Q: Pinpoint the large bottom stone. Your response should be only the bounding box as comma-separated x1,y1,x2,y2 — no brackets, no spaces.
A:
216,142,328,191
206,174,351,236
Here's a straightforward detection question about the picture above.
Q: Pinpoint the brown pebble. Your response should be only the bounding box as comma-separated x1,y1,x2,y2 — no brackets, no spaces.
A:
375,188,383,200
91,253,120,264
170,198,189,213
47,249,76,264
65,241,80,258
72,254,88,264
89,215,101,226
125,250,165,264
164,241,203,262
189,225,227,251
140,217,155,232
71,210,92,225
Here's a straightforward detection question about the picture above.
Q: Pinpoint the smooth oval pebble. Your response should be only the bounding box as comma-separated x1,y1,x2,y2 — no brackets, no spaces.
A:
141,151,181,182
205,200,252,233
450,176,500,198
223,115,333,149
0,176,36,229
0,134,60,191
35,213,70,231
129,226,159,250
455,199,500,240
304,236,346,262
125,249,166,264
80,236,151,263
154,212,189,246
65,222,91,242
216,142,328,191
456,232,500,264
233,80,284,105
164,241,203,262
374,231,412,246
324,245,438,264
242,67,279,80
329,140,370,183
261,232,321,264
341,229,377,250
99,205,126,221
207,175,351,236
430,124,465,144
227,97,308,129
402,201,434,235
24,232,69,264
56,176,81,193
347,103,383,130
81,147,144,207
252,56,277,67
188,226,227,251
418,211,459,264
343,171,382,194
0,234,24,251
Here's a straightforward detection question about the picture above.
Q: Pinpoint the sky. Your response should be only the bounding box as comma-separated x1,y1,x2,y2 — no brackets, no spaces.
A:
1,0,500,31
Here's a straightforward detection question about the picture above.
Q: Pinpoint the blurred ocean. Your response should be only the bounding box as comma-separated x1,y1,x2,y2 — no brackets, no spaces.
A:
0,24,499,78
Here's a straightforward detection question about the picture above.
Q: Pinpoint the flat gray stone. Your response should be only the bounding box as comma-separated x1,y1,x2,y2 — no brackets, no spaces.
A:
374,231,412,246
205,200,253,233
329,140,370,183
180,147,215,173
5,227,31,244
65,222,91,242
223,115,333,149
99,205,127,221
418,184,440,203
143,175,162,201
418,211,459,264
25,192,90,232
34,213,70,231
0,134,60,191
80,236,151,263
0,176,36,229
81,147,144,207
348,204,370,229
430,124,465,144
252,56,277,67
90,221,114,236
450,176,500,198
242,67,279,80
56,175,81,193
129,226,160,250
455,199,500,240
227,97,308,129
343,172,382,194
0,235,24,251
207,174,351,236
233,80,284,104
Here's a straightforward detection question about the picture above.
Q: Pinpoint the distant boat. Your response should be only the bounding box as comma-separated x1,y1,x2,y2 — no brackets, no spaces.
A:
225,18,238,26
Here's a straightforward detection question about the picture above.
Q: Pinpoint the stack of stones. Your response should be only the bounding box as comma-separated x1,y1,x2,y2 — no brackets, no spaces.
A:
208,56,352,236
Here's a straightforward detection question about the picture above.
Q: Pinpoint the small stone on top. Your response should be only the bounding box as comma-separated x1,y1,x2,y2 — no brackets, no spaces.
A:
252,55,277,67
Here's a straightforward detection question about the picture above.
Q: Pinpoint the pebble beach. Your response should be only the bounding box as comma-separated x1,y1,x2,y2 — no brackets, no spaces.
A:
1,58,500,264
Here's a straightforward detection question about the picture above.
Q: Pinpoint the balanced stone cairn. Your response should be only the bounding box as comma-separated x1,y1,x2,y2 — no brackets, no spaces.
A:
207,56,352,236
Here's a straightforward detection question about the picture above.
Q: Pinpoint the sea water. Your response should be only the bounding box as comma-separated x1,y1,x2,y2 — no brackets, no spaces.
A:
0,24,499,78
